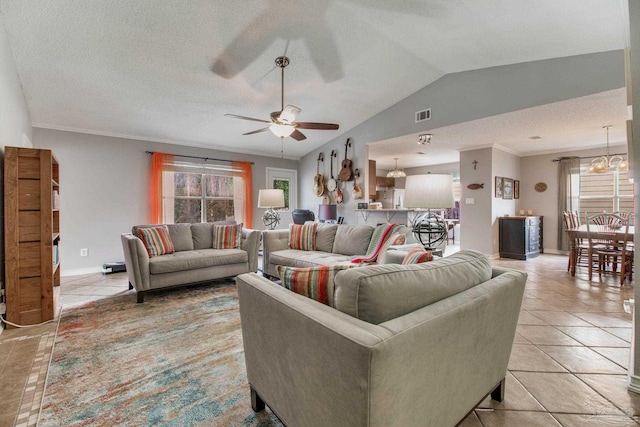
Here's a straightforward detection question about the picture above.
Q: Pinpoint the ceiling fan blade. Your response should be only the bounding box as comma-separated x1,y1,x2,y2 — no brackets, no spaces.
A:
225,114,270,124
295,122,339,130
243,127,270,136
290,129,307,141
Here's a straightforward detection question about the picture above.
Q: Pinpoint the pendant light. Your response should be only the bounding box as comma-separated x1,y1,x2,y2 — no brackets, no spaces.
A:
588,125,628,173
386,158,406,178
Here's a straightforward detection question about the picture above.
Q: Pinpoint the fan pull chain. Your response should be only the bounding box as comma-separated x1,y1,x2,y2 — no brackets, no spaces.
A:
280,137,284,159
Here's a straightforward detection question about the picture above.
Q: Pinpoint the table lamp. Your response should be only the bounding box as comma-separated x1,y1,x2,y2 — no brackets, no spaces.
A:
404,174,454,249
318,204,337,223
258,189,285,230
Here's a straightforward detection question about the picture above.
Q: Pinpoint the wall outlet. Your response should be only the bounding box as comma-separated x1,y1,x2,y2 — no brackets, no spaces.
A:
0,303,6,315
80,248,88,257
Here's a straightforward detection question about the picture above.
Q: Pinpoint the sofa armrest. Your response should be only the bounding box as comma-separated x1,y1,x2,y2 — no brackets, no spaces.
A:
261,229,290,277
236,272,392,426
121,233,150,291
241,228,261,273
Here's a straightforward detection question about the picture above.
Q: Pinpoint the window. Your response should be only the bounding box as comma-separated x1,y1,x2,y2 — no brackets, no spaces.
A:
162,161,247,224
266,167,297,211
579,160,633,221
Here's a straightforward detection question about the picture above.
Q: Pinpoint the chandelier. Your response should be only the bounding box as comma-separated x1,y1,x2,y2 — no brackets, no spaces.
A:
387,158,406,178
588,125,628,173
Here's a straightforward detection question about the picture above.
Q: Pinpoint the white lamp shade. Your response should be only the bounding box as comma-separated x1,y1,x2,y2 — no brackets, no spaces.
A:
258,189,285,208
404,174,454,209
270,123,296,138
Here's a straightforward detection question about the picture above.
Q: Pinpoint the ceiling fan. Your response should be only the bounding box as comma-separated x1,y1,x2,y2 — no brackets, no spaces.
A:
225,56,339,141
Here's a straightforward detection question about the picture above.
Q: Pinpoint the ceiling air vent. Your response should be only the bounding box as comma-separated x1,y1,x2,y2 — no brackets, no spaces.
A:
415,108,431,123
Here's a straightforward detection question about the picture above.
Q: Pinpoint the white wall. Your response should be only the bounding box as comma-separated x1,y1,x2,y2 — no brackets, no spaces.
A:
32,128,298,275
0,16,31,149
459,148,492,254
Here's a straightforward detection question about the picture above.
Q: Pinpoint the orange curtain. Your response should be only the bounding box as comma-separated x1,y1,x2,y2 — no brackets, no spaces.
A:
233,161,253,228
150,152,174,224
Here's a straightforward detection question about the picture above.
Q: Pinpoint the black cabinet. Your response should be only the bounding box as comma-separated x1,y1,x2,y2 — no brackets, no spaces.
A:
499,216,543,260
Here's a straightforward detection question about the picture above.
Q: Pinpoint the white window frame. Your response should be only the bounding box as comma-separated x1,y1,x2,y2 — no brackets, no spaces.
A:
266,167,297,211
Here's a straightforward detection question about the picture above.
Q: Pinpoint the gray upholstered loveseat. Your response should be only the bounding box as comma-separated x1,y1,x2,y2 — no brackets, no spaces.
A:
121,222,260,302
237,250,526,426
262,223,417,277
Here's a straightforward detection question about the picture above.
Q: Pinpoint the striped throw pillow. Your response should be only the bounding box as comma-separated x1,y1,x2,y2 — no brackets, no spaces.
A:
401,246,434,265
212,223,242,249
289,223,318,250
276,264,355,307
136,225,175,257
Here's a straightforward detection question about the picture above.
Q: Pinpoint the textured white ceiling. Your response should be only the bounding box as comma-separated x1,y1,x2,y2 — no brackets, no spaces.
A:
0,0,629,160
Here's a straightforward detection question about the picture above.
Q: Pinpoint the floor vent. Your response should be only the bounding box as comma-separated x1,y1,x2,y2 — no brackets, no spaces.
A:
415,109,431,123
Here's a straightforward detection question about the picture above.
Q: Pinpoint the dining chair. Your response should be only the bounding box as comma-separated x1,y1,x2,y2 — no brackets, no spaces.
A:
562,210,588,272
586,213,633,285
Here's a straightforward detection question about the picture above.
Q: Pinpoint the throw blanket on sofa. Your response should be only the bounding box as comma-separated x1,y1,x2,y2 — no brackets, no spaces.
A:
351,223,397,263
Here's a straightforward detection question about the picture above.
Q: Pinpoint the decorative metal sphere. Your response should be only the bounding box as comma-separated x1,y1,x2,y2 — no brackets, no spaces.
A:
262,209,281,230
412,212,448,249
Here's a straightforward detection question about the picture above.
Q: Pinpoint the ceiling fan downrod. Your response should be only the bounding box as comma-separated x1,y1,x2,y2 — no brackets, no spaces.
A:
275,56,289,112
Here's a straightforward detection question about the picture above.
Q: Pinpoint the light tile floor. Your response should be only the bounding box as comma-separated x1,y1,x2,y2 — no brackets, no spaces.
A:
1,254,639,426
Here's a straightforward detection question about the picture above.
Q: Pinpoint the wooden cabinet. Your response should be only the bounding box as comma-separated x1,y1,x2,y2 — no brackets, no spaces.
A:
499,216,543,260
368,159,377,199
376,176,395,188
4,147,60,326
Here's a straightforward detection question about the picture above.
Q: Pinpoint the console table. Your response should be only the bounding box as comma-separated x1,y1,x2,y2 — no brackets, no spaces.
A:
499,216,543,260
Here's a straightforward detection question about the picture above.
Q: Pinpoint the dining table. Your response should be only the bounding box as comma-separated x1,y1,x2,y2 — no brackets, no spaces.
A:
566,224,635,276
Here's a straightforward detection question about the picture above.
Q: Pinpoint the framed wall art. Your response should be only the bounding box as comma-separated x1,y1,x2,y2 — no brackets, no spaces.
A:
503,178,514,200
495,176,503,198
514,180,520,199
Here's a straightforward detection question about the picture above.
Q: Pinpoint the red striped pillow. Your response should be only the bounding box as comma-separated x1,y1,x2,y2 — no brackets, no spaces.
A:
276,264,355,307
289,223,318,250
401,246,434,265
212,223,242,249
136,225,175,257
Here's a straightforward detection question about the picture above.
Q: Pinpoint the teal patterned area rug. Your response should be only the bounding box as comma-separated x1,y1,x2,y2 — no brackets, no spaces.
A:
39,281,283,426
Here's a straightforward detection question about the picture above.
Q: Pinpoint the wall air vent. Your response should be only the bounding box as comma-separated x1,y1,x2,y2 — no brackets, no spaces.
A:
415,109,431,123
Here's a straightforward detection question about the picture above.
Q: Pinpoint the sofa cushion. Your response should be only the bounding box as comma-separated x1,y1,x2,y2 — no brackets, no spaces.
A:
377,233,406,263
333,250,492,324
148,248,248,274
136,225,175,257
289,223,318,250
191,221,236,249
331,224,374,256
166,223,194,252
315,223,339,253
402,246,434,264
276,264,356,307
212,223,242,249
270,249,354,269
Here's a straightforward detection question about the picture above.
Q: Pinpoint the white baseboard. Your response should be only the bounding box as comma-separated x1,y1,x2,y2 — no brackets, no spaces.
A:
628,374,640,395
61,267,103,277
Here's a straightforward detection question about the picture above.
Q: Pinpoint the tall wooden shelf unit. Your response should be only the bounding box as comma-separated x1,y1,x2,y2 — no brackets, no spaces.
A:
4,147,60,326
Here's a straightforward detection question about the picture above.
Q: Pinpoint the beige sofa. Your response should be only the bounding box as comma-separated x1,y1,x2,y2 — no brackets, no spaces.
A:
121,222,260,302
262,223,418,277
237,250,526,426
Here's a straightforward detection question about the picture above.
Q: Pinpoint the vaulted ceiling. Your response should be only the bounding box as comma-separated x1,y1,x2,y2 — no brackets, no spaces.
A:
0,0,630,163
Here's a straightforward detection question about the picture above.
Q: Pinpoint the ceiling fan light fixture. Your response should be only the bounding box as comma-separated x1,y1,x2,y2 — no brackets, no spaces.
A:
279,105,301,124
387,158,407,178
270,123,296,138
